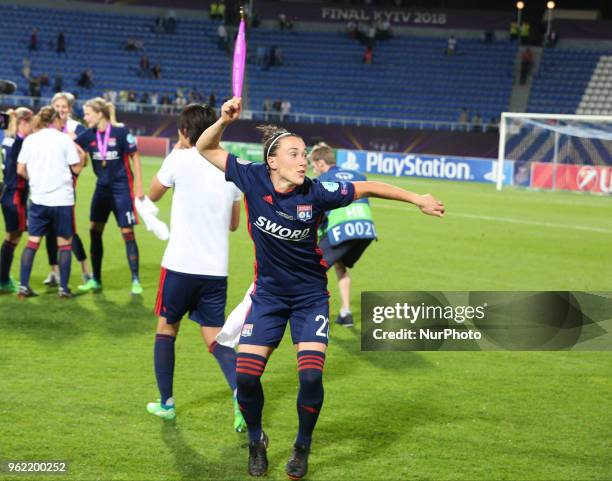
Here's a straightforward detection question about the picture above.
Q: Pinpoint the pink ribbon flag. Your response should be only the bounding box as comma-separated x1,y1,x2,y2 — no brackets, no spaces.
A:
232,16,247,98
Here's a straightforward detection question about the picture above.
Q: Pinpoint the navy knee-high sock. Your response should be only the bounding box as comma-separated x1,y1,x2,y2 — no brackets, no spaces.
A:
209,341,238,392
296,351,326,448
122,232,139,281
20,240,40,288
72,233,87,262
154,333,176,405
45,231,57,266
58,245,72,290
90,229,103,283
0,240,18,283
236,353,267,442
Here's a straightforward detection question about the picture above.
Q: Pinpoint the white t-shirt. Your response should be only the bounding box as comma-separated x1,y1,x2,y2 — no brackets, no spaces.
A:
157,147,242,276
17,128,79,206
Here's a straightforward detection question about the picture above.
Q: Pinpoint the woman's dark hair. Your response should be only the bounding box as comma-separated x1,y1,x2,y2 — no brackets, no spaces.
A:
178,103,218,146
257,124,300,165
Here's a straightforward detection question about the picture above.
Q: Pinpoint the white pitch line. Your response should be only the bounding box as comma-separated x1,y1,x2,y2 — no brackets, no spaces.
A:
374,204,612,234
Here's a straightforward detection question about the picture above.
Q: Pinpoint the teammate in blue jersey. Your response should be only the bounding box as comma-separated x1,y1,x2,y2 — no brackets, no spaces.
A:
196,97,445,479
75,97,144,295
311,142,376,327
42,92,92,288
0,108,33,292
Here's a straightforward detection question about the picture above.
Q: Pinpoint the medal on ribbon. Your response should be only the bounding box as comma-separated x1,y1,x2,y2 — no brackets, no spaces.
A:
96,124,111,168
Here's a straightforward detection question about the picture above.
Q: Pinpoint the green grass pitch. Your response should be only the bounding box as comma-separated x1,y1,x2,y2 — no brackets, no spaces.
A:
1,156,611,480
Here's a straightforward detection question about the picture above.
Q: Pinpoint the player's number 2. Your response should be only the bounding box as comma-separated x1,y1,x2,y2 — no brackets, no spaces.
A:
315,315,329,338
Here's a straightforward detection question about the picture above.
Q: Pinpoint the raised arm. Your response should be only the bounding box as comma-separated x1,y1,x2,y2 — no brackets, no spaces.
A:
353,181,445,217
195,97,242,172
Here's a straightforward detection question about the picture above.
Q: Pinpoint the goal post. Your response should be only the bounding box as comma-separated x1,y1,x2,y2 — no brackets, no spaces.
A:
496,112,612,194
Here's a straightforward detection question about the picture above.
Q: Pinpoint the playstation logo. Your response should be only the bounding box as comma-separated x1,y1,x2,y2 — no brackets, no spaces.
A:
340,151,360,171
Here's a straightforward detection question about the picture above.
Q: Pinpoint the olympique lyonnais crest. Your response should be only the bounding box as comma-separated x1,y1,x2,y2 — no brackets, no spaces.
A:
297,204,313,221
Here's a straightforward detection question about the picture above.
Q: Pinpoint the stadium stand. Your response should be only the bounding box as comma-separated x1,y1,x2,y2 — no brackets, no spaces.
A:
248,31,517,127
0,3,518,129
577,55,612,115
0,3,230,104
527,48,612,114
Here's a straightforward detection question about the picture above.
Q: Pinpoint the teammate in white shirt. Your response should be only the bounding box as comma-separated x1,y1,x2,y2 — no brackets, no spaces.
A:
16,106,85,298
41,92,92,288
145,104,246,432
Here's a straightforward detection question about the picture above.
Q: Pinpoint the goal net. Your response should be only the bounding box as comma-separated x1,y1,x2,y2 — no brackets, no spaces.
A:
496,113,612,194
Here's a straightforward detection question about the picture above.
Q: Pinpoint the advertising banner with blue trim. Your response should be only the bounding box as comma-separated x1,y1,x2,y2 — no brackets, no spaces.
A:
336,149,514,185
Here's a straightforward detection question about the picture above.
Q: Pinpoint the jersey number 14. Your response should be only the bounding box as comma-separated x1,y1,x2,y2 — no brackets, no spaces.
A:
125,211,137,225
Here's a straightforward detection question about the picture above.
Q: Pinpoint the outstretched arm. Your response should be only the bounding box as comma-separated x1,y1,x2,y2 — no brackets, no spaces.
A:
353,181,445,217
196,97,242,172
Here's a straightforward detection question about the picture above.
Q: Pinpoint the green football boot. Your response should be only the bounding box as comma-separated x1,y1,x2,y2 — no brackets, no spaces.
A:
78,278,102,293
146,399,176,420
234,398,247,433
131,279,143,295
0,277,18,294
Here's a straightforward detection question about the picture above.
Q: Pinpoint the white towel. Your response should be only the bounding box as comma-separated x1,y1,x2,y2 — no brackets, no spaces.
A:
216,283,254,348
135,196,170,241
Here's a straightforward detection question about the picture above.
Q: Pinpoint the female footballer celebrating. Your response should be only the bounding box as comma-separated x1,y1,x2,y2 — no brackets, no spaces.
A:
75,98,144,294
0,108,33,292
196,97,444,479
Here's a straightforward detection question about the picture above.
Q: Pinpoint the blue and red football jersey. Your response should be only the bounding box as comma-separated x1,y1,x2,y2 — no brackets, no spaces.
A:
225,153,355,296
1,135,27,194
76,126,137,188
